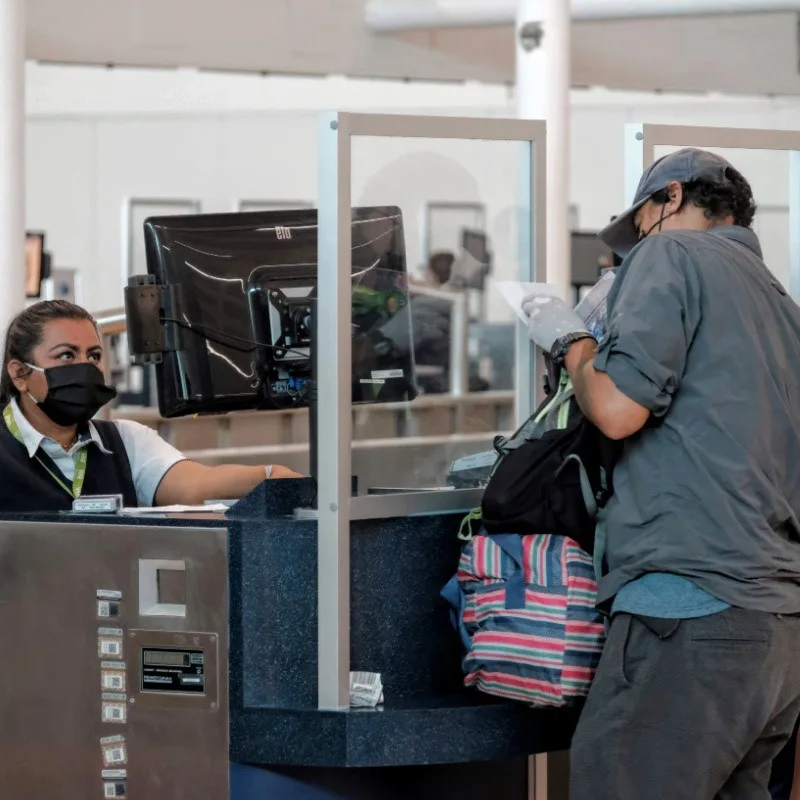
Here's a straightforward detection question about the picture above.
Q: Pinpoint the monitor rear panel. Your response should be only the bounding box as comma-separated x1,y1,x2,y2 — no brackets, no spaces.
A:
144,206,416,417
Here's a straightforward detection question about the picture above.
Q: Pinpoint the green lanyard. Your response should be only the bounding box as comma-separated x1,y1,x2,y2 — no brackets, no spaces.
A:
3,405,88,499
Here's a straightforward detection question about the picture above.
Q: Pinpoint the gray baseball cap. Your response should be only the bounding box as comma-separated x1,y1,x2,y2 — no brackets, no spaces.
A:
599,148,734,256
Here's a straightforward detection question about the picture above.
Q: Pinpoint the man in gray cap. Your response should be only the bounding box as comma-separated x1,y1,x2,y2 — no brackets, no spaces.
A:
523,148,800,798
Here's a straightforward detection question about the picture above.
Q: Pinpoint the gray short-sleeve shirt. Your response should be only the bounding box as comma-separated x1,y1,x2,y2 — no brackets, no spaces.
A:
594,226,800,613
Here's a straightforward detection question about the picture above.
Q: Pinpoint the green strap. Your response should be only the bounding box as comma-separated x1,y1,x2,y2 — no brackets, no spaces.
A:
458,507,483,541
3,405,88,499
557,396,571,429
534,371,572,426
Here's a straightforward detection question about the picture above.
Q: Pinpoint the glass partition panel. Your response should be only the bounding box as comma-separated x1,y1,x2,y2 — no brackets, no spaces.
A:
424,201,486,261
314,113,545,710
628,126,800,303
345,134,535,496
652,144,791,288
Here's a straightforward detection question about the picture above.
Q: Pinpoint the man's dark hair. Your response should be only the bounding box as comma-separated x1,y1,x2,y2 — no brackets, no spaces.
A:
0,300,96,402
428,251,455,286
652,165,757,229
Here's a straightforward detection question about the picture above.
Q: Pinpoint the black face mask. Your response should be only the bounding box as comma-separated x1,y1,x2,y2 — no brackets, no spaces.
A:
27,362,117,426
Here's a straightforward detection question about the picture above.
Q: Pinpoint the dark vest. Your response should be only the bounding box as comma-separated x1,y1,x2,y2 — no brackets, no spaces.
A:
0,415,138,512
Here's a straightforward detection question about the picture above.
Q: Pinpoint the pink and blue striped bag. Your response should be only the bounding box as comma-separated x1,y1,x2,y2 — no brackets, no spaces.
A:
441,530,605,708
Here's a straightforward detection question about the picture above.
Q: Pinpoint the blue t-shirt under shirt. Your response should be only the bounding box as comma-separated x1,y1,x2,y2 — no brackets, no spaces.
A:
595,519,730,619
611,573,730,619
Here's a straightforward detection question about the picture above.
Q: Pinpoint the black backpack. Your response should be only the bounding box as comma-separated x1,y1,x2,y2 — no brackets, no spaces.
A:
480,366,621,555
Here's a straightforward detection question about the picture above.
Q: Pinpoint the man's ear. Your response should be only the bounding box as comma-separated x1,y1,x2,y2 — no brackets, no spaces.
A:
666,180,684,213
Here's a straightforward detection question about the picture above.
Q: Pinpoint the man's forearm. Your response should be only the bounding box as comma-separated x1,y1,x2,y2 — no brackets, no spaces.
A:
563,338,649,441
564,338,605,423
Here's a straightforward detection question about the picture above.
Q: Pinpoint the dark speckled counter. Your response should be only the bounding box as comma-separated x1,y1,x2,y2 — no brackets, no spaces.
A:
223,478,577,798
227,505,579,769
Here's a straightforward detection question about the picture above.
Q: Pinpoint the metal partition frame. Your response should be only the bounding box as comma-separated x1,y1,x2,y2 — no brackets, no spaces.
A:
625,123,800,299
316,112,546,709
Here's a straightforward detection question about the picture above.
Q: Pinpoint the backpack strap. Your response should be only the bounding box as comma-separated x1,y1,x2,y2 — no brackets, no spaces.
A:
440,575,473,650
497,377,576,458
486,533,526,610
558,453,599,519
533,373,574,426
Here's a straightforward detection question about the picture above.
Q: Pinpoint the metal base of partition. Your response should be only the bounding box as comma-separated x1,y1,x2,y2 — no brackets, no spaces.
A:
293,487,484,520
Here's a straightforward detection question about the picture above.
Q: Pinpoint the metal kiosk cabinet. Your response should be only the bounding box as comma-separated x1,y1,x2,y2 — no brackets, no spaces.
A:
0,516,228,800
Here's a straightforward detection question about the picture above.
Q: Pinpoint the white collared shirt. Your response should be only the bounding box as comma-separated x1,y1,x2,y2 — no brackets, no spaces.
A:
8,397,186,506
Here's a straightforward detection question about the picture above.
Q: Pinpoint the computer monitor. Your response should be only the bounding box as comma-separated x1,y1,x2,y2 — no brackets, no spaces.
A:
125,207,417,419
451,228,491,290
571,232,613,287
462,228,487,266
25,232,45,299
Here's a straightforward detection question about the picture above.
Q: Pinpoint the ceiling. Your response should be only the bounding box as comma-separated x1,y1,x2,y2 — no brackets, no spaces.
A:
27,0,800,96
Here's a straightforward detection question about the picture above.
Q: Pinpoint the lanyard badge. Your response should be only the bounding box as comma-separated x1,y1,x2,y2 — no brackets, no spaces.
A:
3,404,89,498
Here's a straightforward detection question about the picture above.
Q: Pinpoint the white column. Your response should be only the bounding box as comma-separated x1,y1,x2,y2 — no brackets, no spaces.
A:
516,0,571,301
0,0,25,333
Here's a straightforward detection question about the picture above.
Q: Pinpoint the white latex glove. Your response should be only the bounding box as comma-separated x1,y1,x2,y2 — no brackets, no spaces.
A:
521,292,590,353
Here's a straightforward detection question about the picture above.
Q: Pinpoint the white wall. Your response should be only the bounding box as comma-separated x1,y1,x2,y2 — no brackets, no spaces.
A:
24,62,513,116
24,63,800,316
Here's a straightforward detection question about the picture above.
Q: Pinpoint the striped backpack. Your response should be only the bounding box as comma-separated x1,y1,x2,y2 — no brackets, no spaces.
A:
441,530,605,707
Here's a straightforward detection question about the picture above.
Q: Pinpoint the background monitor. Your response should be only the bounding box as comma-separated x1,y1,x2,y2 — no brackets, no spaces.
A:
450,227,491,290
25,232,45,299
571,232,613,287
133,207,417,418
462,228,487,266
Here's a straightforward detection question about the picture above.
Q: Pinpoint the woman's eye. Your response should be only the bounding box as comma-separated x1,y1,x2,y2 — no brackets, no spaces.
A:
89,352,102,362
56,352,73,361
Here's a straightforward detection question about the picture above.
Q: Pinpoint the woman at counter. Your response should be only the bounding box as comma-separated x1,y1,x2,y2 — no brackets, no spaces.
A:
0,300,301,511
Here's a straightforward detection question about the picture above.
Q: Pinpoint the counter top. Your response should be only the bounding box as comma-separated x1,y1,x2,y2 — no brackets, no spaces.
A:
232,696,579,768
0,510,227,528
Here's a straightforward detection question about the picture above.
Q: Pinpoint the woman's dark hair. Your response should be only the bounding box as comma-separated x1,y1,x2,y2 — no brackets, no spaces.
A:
0,300,96,402
652,165,757,229
428,251,455,286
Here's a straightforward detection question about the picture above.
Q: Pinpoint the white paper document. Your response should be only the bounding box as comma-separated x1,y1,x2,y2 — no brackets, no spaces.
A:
120,504,229,515
495,281,562,324
497,273,617,340
349,671,384,709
